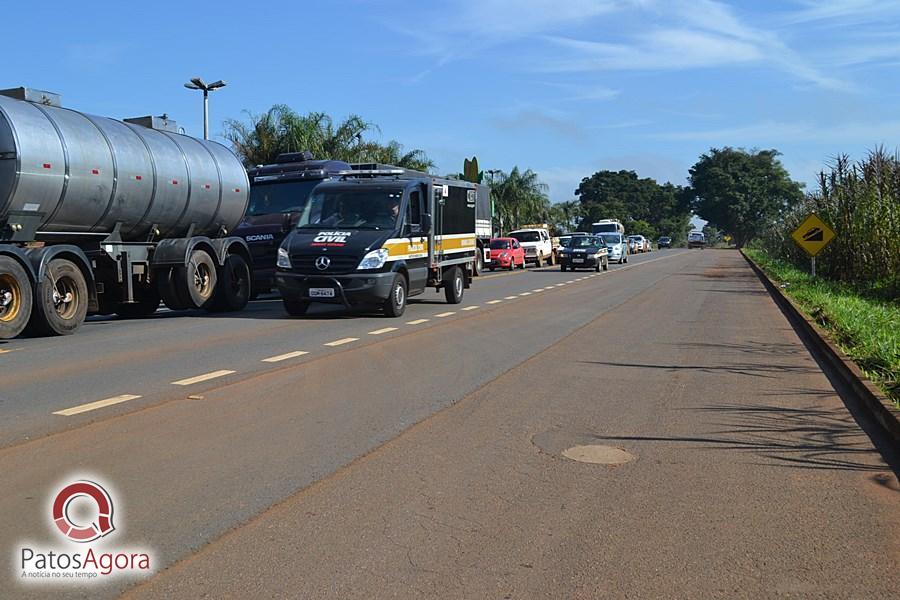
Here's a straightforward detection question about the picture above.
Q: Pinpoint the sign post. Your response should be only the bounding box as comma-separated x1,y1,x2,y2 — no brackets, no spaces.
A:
790,213,835,277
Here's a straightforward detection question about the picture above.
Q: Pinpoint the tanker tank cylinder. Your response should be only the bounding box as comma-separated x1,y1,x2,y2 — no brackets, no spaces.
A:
0,89,249,242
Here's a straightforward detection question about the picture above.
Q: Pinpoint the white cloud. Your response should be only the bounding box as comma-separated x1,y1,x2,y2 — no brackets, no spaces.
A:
782,0,900,25
649,119,900,143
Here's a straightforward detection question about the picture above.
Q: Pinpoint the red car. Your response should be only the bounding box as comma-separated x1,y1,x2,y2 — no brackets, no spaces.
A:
488,237,525,270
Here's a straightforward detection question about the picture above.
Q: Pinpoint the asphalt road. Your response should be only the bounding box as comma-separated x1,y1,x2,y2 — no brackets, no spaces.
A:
1,249,897,599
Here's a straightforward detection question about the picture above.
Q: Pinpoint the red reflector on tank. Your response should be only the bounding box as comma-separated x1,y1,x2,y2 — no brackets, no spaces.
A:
234,188,241,193
43,163,52,169
204,184,211,189
91,169,99,175
172,179,178,185
135,175,142,181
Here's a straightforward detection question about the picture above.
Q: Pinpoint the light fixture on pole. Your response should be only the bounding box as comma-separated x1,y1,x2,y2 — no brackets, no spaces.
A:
183,77,226,140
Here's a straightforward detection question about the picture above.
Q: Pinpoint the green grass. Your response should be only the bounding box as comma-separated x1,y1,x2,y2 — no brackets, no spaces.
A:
744,249,899,406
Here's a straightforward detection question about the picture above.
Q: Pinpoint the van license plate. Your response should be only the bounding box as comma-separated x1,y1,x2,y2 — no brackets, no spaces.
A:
309,288,335,298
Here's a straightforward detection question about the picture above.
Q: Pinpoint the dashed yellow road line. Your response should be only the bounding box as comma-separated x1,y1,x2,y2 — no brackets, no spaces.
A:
406,318,429,325
487,300,502,305
435,311,456,317
462,306,479,311
369,327,398,335
325,337,359,347
262,351,309,363
172,370,236,386
53,394,142,417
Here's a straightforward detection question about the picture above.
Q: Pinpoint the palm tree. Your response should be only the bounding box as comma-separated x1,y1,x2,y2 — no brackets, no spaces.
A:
490,167,550,231
223,105,434,172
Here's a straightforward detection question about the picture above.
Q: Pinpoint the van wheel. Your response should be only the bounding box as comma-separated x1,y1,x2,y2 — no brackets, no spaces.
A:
560,264,567,272
0,256,32,339
444,266,464,304
283,298,310,316
27,258,88,336
383,274,407,317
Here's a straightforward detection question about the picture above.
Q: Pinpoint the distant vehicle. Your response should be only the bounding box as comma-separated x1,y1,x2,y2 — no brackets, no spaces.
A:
627,235,648,253
558,236,609,272
597,232,629,264
591,219,625,235
658,236,672,248
688,231,706,249
508,227,554,267
488,237,525,271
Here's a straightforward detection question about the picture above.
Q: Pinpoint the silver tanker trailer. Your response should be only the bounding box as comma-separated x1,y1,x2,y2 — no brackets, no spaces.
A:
0,87,252,339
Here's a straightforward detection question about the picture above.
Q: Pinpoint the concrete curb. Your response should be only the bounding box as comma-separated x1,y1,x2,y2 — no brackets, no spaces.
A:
741,250,900,447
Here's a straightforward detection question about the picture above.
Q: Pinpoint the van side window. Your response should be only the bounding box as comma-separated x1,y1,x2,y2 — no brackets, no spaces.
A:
408,190,421,225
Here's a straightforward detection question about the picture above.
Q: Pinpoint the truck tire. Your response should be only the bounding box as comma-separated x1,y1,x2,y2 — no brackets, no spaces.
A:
158,267,191,310
535,254,543,268
474,250,484,276
115,285,161,318
383,274,407,317
27,258,88,336
549,251,556,266
208,254,251,312
0,256,32,339
444,266,464,304
182,249,218,309
283,298,310,316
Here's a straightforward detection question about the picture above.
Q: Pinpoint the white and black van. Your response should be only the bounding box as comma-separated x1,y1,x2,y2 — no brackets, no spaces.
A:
275,166,477,317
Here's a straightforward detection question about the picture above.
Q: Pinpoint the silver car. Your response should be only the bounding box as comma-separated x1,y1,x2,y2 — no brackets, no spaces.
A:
598,232,629,263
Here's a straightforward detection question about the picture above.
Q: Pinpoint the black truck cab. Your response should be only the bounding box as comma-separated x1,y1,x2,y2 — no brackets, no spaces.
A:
275,167,477,317
236,153,351,295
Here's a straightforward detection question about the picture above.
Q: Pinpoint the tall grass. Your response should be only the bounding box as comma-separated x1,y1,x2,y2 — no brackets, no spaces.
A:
756,149,900,300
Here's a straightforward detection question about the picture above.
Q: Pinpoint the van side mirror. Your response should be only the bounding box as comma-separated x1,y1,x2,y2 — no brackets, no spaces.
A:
421,214,432,234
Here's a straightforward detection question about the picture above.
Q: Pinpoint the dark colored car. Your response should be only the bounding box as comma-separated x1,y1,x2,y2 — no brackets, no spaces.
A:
558,236,609,272
658,236,672,248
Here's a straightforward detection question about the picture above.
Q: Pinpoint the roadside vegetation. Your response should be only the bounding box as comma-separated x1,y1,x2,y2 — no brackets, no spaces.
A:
744,249,899,405
224,104,434,172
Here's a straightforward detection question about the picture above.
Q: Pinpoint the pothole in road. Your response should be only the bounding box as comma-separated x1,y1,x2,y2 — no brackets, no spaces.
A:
561,444,635,465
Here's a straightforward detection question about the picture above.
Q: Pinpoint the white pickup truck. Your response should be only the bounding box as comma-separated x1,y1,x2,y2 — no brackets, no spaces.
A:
508,228,554,267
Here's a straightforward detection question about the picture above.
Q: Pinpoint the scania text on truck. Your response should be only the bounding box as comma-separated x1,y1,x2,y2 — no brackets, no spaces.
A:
0,88,252,339
236,152,351,296
275,166,477,317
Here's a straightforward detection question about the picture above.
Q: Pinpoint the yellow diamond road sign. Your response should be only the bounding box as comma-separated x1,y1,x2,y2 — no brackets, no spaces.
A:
791,213,835,257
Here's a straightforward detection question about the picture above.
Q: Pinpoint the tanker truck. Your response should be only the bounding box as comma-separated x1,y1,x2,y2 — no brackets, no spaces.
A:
0,87,252,339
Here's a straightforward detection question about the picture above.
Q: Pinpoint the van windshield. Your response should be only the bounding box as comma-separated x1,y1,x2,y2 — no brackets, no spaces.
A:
247,180,321,216
297,186,404,230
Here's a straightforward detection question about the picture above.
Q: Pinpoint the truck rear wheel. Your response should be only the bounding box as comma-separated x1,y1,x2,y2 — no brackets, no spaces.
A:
535,254,543,268
115,285,161,318
28,258,88,336
208,254,251,312
444,266,464,304
474,250,484,276
182,249,218,308
0,256,32,339
158,267,191,310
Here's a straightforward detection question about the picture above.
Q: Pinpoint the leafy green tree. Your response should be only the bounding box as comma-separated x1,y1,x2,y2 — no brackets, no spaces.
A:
688,147,804,247
224,105,433,172
574,170,691,239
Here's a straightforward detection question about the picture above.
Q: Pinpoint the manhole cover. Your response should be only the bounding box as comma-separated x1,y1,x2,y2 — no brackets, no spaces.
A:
561,445,635,465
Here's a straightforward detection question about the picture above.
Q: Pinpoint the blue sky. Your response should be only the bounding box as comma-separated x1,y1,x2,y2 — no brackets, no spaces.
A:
6,1,900,202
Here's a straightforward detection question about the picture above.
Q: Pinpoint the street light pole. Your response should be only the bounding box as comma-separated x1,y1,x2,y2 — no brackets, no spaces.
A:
184,77,227,140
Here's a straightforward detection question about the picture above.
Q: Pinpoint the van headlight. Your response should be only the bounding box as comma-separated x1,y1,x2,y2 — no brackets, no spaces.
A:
277,247,292,269
357,248,389,270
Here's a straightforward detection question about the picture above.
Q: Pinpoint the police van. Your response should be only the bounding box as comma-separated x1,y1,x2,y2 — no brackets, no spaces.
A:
275,166,477,317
